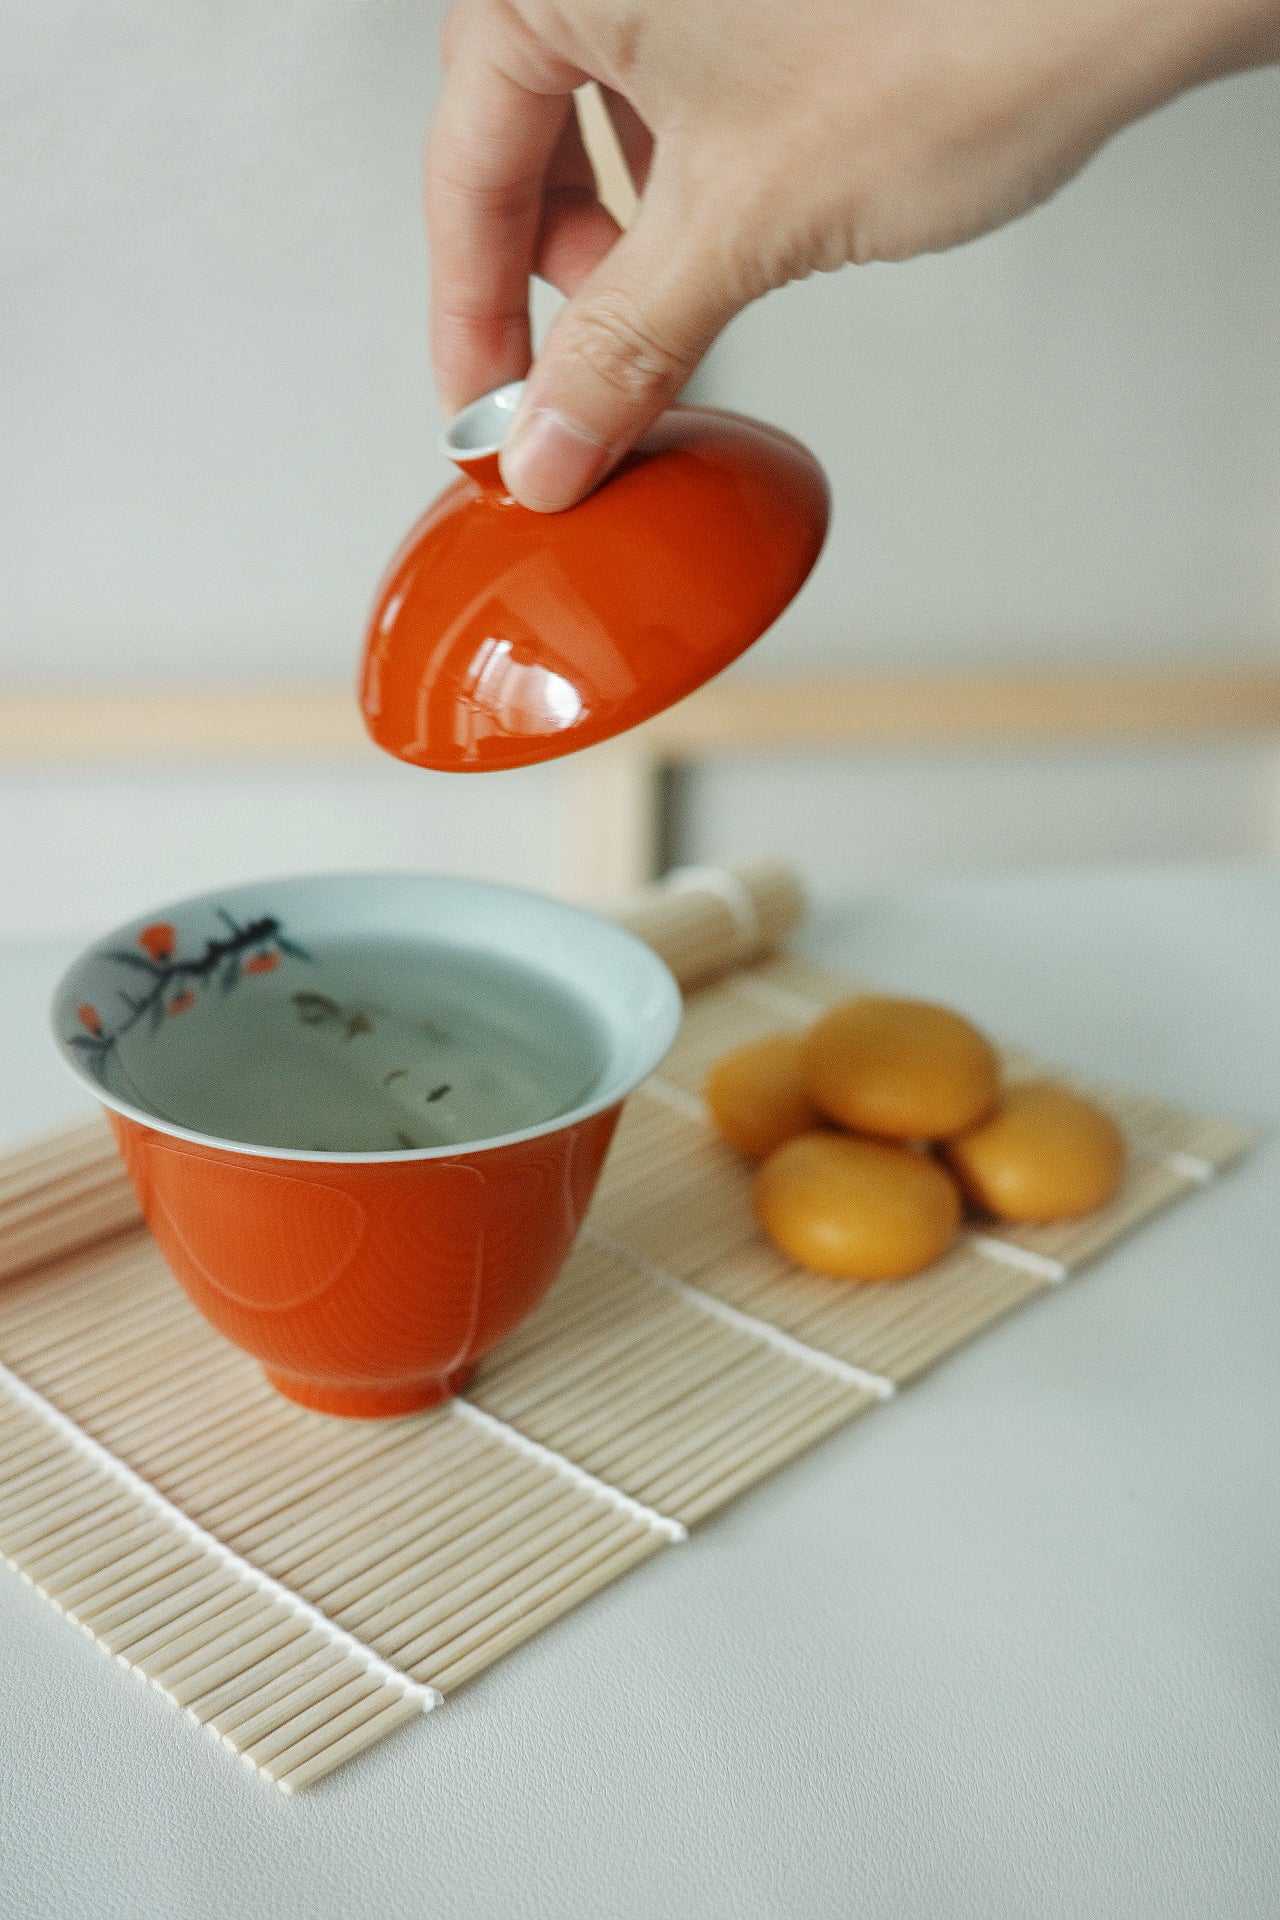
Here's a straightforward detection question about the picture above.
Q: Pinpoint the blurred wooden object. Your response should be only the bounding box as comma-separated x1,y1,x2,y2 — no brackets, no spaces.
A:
642,665,1280,751
564,744,661,903
0,686,366,763
566,662,1280,892
4,665,1280,896
574,83,639,228
6,668,1279,767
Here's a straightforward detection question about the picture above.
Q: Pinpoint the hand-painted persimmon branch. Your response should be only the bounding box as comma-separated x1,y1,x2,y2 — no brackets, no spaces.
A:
70,910,311,1067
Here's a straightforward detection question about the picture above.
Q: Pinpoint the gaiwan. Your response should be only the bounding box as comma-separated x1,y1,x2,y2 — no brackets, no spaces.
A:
51,872,681,1416
359,382,829,772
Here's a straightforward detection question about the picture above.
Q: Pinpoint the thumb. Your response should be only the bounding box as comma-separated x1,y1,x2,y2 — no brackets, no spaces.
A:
499,194,738,512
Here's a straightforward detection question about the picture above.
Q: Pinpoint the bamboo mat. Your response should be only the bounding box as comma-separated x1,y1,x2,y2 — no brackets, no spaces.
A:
0,864,1254,1793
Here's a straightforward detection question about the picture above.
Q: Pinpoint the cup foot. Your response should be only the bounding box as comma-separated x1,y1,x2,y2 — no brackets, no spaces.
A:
261,1360,476,1419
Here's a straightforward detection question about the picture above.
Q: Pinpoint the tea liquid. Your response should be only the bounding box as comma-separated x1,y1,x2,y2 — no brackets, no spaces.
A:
131,937,609,1154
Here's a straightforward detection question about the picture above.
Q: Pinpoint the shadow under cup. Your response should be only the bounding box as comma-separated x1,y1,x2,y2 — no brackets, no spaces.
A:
50,873,682,1417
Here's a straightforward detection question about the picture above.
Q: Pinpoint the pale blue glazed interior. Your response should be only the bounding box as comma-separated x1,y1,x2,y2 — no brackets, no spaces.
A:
443,379,523,460
50,873,682,1161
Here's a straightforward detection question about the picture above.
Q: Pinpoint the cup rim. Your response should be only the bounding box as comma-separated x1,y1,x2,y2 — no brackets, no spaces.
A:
50,869,682,1165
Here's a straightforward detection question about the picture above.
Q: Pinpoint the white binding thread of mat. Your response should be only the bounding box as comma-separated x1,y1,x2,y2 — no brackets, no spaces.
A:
1167,1150,1215,1184
970,1235,1069,1284
585,1229,895,1401
0,1362,440,1714
727,973,830,1025
663,866,763,962
643,1075,709,1123
453,1399,688,1544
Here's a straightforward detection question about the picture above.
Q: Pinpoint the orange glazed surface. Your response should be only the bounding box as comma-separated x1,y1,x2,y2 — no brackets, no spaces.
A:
108,1104,620,1418
360,408,829,772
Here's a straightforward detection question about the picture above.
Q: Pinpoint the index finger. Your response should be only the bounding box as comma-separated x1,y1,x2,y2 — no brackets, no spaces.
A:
425,42,573,416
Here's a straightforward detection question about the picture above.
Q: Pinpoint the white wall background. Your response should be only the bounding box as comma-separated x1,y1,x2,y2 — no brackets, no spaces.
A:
0,761,568,939
2,3,1278,935
2,0,450,683
700,73,1280,674
669,742,1280,906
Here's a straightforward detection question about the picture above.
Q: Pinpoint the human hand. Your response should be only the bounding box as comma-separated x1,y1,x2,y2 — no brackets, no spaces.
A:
426,0,1278,510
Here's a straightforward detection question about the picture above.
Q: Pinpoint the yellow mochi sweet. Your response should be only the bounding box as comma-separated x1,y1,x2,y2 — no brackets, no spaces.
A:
943,1081,1126,1223
754,1131,963,1282
704,1033,824,1159
803,995,1000,1141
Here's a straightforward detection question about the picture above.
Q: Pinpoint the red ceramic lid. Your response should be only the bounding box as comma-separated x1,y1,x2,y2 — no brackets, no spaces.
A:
359,383,830,772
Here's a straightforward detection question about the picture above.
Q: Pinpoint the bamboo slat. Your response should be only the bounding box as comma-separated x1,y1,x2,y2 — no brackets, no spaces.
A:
468,1239,879,1523
0,1387,431,1788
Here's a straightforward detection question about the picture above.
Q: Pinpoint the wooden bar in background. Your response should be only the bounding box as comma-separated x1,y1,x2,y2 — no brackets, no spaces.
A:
3,666,1280,766
4,666,1280,896
642,665,1280,753
0,686,369,763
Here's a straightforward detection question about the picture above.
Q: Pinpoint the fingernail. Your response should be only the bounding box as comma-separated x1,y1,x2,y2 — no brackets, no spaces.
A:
501,408,608,512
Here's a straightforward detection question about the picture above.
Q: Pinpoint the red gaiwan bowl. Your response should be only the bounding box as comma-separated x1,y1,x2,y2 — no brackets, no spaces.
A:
360,383,830,772
50,872,681,1419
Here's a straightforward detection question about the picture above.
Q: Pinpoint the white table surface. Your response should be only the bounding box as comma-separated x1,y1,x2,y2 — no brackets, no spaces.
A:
3,861,1279,1920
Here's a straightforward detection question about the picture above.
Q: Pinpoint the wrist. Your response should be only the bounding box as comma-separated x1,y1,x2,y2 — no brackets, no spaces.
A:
1164,0,1280,85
